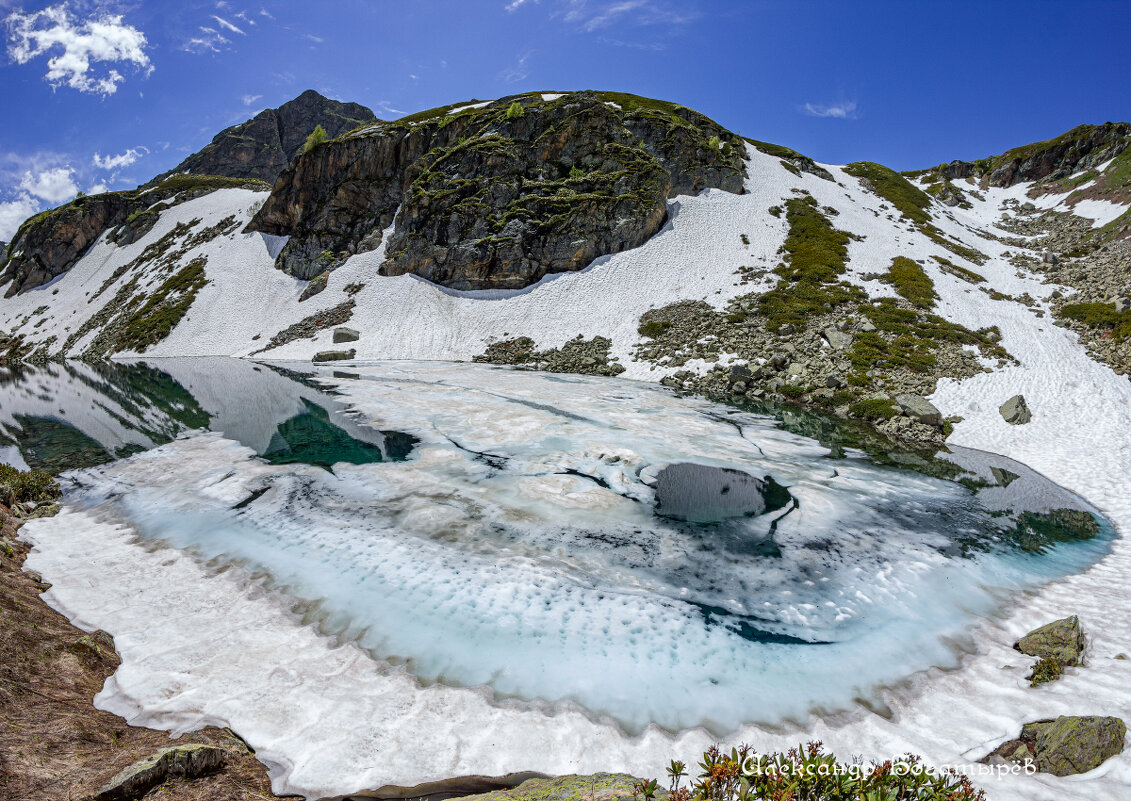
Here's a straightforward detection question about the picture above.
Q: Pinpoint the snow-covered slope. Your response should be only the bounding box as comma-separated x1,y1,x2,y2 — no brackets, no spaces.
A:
4,142,1123,376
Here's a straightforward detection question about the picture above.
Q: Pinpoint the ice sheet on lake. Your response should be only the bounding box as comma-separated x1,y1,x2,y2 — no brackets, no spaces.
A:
18,361,1119,798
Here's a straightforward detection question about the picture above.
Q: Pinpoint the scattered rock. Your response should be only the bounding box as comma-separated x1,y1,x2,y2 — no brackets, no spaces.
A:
999,394,1032,425
312,349,356,362
895,393,941,426
1042,251,1059,265
333,326,360,343
822,326,853,351
1016,615,1087,666
1115,297,1131,313
94,744,227,801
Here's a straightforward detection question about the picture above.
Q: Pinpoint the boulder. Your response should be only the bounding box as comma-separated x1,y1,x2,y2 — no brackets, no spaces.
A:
1115,297,1131,313
822,327,854,351
895,393,942,426
1022,716,1126,776
313,349,356,362
95,744,227,801
1016,615,1087,666
298,270,329,302
999,394,1032,425
333,326,360,343
450,773,661,801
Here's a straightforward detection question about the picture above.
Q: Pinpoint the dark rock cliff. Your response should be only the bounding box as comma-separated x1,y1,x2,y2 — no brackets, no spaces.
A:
0,176,267,297
913,122,1130,188
247,91,748,288
151,90,375,186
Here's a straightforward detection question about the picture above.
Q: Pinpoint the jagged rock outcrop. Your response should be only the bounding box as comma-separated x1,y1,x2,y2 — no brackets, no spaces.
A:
152,90,375,185
986,716,1126,776
0,176,267,297
248,91,747,288
0,193,134,298
915,122,1130,188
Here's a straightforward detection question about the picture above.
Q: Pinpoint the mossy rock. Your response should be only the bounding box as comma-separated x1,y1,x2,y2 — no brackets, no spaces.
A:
1022,716,1127,776
1016,615,1087,665
450,773,662,801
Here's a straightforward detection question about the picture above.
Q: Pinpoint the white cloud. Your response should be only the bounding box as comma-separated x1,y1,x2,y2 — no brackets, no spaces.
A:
4,4,151,96
182,26,229,54
19,166,78,203
92,146,148,171
211,15,245,35
505,0,534,10
241,93,262,106
561,0,694,32
498,50,532,83
373,100,405,117
0,194,40,241
85,181,109,195
302,33,323,43
801,100,858,119
259,7,274,19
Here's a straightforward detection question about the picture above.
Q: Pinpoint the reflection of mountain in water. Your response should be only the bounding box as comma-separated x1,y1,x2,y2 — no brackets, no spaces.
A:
0,359,415,473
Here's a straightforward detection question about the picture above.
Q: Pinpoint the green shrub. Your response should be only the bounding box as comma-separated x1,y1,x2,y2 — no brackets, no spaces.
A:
849,397,898,421
638,320,672,338
707,135,721,150
302,124,329,154
1029,657,1065,686
779,384,808,398
505,101,525,120
569,166,585,179
1060,302,1131,339
768,205,782,218
883,256,937,309
0,464,61,504
657,742,984,801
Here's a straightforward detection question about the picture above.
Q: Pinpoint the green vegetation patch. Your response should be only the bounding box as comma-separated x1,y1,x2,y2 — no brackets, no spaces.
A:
849,397,898,421
932,255,985,283
0,463,62,504
851,298,1007,375
1030,656,1065,686
757,195,865,331
657,742,985,801
1059,302,1131,340
882,256,937,309
117,257,208,352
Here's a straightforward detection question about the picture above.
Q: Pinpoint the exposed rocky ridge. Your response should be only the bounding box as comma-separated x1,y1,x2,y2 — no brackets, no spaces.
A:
152,89,375,186
909,121,1130,190
0,175,267,297
248,91,747,286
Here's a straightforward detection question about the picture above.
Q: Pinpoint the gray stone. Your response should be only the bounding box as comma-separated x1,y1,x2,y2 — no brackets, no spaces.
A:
999,394,1032,424
822,327,853,351
1114,297,1131,313
859,319,877,333
298,270,329,302
95,744,227,801
1022,716,1126,776
895,393,942,426
825,374,845,389
313,348,356,362
333,326,360,343
1016,615,1087,666
1042,251,1059,265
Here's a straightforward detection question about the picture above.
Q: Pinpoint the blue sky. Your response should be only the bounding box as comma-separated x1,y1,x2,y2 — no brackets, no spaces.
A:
1,0,1129,239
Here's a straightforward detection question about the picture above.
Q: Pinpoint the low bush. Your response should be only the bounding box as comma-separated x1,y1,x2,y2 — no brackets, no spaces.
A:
849,397,898,421
0,464,61,504
644,742,984,801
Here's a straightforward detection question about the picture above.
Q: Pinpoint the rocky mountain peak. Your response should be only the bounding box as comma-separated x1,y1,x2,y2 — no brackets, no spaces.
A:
151,90,375,186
